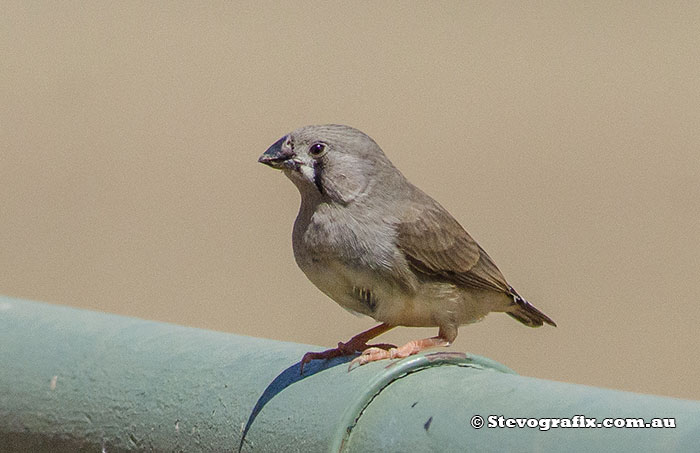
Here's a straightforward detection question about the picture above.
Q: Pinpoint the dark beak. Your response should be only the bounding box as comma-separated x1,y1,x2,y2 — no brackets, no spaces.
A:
258,136,295,168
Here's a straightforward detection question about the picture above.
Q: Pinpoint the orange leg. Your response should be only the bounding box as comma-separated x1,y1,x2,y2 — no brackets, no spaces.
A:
348,329,453,371
300,323,395,374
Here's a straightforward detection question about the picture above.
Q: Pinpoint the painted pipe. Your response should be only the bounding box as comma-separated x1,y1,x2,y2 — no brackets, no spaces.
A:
0,295,698,452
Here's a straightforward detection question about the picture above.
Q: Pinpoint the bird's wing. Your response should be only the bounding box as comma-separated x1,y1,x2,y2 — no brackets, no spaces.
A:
396,200,511,294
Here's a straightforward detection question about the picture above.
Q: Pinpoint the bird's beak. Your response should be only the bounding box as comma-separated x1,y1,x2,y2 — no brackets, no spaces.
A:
258,136,295,169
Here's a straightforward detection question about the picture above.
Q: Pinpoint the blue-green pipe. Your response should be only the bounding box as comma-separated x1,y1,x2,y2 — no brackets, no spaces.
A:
0,295,698,452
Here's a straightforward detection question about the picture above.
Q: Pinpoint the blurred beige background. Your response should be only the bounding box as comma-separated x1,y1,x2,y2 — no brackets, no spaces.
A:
2,2,699,400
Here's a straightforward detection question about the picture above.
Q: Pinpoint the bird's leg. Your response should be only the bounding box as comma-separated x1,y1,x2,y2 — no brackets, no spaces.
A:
348,327,455,371
300,323,395,374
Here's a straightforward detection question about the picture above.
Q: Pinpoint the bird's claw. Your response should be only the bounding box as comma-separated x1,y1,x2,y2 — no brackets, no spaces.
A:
300,341,397,374
300,349,341,375
348,347,398,371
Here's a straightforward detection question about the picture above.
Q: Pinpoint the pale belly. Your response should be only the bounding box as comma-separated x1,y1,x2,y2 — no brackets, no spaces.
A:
297,258,507,328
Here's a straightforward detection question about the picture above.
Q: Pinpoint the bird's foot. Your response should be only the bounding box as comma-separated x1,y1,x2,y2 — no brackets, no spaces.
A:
299,338,396,375
348,336,451,371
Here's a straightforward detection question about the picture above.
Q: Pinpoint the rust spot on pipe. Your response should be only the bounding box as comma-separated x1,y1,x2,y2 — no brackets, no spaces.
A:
425,351,468,362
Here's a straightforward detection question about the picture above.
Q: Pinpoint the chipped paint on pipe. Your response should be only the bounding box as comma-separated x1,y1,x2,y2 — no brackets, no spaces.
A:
0,295,699,452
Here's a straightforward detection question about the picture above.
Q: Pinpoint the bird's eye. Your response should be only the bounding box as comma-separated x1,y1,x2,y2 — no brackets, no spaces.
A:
309,143,327,157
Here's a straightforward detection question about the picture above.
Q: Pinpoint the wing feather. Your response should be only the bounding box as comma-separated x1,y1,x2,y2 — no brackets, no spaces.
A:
397,200,510,294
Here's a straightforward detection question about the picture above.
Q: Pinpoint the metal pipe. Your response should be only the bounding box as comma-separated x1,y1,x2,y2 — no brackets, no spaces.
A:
0,295,698,452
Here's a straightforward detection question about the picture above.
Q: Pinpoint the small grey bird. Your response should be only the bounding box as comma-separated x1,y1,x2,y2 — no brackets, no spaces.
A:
259,124,555,371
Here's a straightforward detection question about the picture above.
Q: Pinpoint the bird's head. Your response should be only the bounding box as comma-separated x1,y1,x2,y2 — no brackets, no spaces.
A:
259,124,395,204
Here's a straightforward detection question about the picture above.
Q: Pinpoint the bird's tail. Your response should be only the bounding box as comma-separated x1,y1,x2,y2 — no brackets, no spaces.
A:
506,287,557,328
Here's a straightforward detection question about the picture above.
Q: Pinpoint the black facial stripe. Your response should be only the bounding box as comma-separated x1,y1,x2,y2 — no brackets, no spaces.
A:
313,159,325,195
353,286,377,312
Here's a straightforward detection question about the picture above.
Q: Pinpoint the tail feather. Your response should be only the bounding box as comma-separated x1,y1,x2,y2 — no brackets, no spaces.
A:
507,287,557,328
